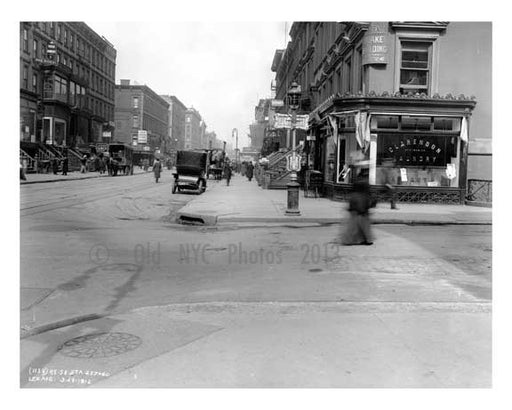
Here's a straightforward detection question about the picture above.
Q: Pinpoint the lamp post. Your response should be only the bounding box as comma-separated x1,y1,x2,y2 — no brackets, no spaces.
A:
285,81,301,216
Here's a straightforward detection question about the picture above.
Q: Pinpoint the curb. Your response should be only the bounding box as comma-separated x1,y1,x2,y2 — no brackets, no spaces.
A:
177,214,492,226
21,300,492,340
21,313,107,339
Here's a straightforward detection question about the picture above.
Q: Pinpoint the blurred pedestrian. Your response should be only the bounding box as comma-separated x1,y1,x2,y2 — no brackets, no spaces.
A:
153,158,162,183
52,158,59,174
224,161,232,186
98,153,105,174
342,178,374,246
62,155,68,176
104,155,111,176
246,161,254,182
80,155,87,173
20,160,27,181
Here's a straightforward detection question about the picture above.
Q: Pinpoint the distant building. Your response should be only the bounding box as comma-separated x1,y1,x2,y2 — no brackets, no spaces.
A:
184,108,203,149
160,95,187,151
249,99,275,152
114,79,169,153
20,21,116,148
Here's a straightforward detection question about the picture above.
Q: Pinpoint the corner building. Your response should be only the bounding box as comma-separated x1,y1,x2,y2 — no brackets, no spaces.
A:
272,22,491,204
20,22,116,151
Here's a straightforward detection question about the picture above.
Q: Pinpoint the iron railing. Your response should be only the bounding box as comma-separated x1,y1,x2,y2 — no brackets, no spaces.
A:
467,179,492,203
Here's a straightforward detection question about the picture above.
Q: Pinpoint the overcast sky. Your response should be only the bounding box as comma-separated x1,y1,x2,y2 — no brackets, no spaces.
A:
87,22,290,149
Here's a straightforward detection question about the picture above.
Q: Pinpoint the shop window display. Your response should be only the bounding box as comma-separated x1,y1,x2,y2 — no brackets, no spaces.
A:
376,133,459,187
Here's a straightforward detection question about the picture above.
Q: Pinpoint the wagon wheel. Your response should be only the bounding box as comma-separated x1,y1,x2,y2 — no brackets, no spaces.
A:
197,179,206,194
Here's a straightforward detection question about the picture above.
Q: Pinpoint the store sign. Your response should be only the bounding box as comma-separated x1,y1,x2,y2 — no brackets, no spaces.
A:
362,22,389,65
102,131,111,138
137,130,148,143
386,136,444,166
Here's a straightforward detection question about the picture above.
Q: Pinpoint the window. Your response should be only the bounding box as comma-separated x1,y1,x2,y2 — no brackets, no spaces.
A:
33,39,38,58
57,24,61,42
344,57,352,93
22,29,28,52
69,81,76,106
133,97,139,108
64,28,67,46
70,33,74,51
32,73,38,93
399,41,431,94
133,115,140,128
355,46,363,93
54,75,67,102
370,116,399,130
22,65,28,89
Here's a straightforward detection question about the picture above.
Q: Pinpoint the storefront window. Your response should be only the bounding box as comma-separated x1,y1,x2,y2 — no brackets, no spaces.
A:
401,116,432,131
370,115,399,130
376,133,459,187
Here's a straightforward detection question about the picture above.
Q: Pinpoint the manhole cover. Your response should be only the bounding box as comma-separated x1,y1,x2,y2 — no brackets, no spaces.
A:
58,332,142,358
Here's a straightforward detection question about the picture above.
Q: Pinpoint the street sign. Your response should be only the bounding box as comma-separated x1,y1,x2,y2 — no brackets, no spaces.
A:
137,130,148,144
274,114,309,130
286,152,301,172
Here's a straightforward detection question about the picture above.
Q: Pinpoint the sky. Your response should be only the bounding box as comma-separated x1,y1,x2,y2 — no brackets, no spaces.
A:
87,22,290,149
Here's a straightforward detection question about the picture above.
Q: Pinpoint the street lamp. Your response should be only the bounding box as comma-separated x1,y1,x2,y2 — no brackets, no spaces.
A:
285,81,302,216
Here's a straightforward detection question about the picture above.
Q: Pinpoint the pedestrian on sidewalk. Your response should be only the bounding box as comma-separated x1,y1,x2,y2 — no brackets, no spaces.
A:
20,160,27,181
246,161,254,182
51,158,59,175
153,158,162,183
80,155,87,173
98,153,105,174
382,158,398,209
224,161,232,186
62,155,68,176
342,178,375,246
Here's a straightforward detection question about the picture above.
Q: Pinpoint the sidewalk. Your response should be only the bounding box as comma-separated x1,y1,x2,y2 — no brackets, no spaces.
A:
176,174,492,226
20,167,151,184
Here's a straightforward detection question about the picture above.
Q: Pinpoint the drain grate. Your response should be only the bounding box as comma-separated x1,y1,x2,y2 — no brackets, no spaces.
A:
58,332,142,358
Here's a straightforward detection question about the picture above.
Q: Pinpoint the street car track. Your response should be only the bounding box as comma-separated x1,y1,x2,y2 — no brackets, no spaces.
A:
20,174,168,216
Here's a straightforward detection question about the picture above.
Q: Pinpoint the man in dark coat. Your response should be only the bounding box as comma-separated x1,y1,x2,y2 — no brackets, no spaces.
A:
52,158,59,174
62,156,68,176
224,162,232,186
153,158,162,183
246,162,254,181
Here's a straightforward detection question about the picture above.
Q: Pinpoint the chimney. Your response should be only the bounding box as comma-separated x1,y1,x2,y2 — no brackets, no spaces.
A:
120,79,131,86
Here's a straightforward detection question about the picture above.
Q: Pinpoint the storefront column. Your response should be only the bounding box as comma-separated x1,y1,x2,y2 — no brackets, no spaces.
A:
369,133,377,185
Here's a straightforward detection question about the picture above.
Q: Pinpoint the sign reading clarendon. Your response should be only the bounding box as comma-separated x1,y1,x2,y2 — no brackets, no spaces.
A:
362,22,389,65
383,135,448,167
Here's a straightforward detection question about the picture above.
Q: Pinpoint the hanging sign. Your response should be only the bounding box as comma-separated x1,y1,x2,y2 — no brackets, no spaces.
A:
362,22,389,65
